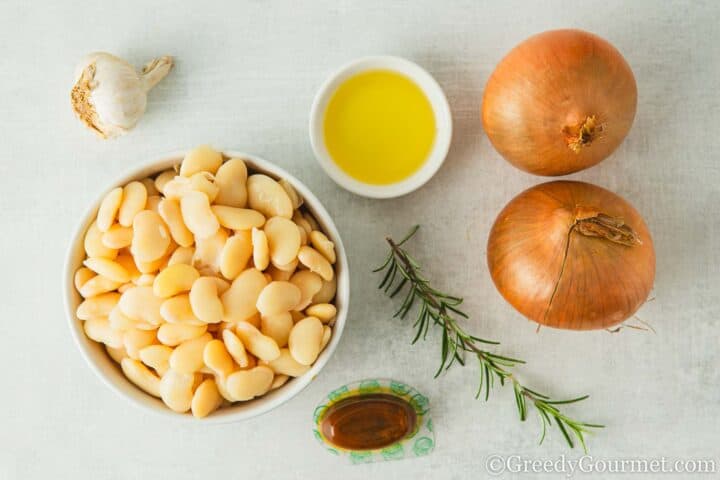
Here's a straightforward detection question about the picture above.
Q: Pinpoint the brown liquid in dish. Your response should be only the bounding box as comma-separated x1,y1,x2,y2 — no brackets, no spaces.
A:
319,394,417,450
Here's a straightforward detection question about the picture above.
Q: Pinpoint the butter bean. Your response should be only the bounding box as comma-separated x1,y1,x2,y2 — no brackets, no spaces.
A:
157,323,207,346
160,369,195,412
118,181,148,227
189,276,223,324
191,378,223,418
160,294,204,325
121,358,161,398
203,339,235,377
189,172,219,202
293,211,312,236
131,210,170,262
212,277,230,295
271,258,298,273
79,275,122,298
135,273,156,286
135,256,166,274
305,303,337,324
298,224,308,245
116,255,141,278
181,190,219,239
214,158,248,208
164,238,179,260
279,179,303,209
215,375,236,402
265,216,301,266
222,329,249,368
247,174,293,219
119,286,164,325
162,175,191,199
290,271,322,310
84,222,118,259
110,306,154,331
313,276,337,304
84,317,123,348
267,348,311,377
288,317,323,366
266,264,293,282
168,246,194,266
320,326,332,351
245,312,261,329
298,246,333,282
251,227,269,270
106,345,127,364
154,169,176,194
139,345,173,376
158,198,194,247
261,312,293,347
221,268,267,323
169,333,212,374
74,267,95,293
256,281,301,317
220,232,253,280
77,292,120,320
101,224,133,249
123,328,157,359
141,177,159,196
146,195,162,213
303,212,320,232
270,374,289,390
309,230,336,264
83,257,130,283
97,187,123,232
192,372,204,391
193,228,228,276
235,321,281,362
211,206,265,230
153,263,200,298
226,366,274,401
180,145,223,177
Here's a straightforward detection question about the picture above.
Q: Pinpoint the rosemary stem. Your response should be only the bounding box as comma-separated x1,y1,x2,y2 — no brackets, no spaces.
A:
378,227,603,452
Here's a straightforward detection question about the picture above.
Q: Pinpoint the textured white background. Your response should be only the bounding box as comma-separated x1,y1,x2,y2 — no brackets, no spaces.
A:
1,0,718,478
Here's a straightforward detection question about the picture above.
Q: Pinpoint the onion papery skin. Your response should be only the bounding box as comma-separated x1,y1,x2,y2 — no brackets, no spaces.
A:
482,29,637,176
487,181,655,330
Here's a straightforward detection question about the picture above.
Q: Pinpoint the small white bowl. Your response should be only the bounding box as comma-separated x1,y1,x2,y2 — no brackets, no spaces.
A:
309,56,452,198
63,150,349,423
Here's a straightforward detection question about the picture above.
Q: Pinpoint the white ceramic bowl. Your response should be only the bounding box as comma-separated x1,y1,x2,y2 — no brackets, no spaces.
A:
309,56,453,198
63,150,349,423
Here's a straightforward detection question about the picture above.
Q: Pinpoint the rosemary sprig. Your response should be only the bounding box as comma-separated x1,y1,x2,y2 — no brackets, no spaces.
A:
374,225,604,452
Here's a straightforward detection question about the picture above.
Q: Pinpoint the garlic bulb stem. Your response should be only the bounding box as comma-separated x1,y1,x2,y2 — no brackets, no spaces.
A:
140,56,174,91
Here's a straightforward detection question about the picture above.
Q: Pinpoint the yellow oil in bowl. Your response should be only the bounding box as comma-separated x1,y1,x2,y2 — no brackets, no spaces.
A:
323,70,436,185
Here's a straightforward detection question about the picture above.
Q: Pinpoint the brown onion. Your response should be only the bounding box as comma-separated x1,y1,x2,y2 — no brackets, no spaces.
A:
487,181,655,330
482,29,637,176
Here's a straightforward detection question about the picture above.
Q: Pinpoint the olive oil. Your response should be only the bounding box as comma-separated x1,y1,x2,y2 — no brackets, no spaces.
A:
323,70,436,185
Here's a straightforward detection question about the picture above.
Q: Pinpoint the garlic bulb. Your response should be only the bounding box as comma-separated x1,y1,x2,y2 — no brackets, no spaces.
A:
71,52,173,139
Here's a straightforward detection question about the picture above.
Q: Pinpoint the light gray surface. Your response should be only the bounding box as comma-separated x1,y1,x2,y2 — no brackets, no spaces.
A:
1,0,718,478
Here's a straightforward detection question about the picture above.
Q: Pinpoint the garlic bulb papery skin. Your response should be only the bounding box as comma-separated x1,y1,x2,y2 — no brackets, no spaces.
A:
71,52,173,139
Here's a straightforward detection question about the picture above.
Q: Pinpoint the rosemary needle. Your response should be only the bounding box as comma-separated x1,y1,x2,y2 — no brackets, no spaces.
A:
374,225,604,452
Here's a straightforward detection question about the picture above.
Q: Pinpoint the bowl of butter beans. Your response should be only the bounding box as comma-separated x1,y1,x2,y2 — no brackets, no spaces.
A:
64,145,348,421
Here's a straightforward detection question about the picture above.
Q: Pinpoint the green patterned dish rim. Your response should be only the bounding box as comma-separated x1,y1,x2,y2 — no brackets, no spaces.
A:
312,378,435,464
